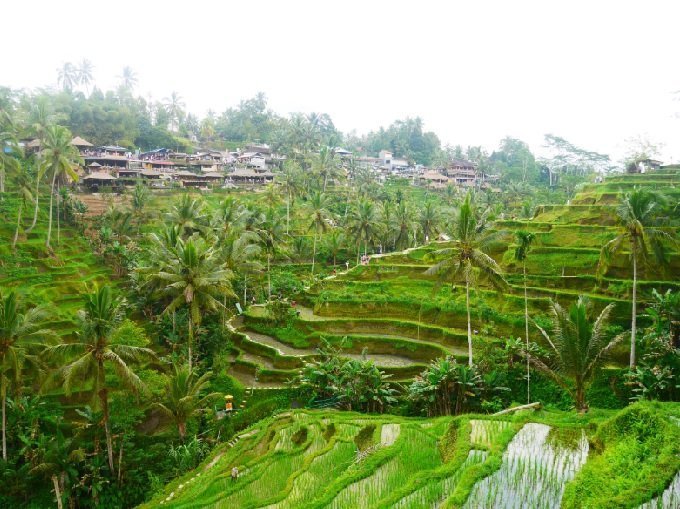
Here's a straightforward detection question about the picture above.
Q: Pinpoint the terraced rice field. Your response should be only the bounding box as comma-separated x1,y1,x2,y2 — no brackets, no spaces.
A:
143,405,680,508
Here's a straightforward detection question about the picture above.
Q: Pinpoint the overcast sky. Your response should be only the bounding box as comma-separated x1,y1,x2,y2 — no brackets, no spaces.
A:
4,0,679,162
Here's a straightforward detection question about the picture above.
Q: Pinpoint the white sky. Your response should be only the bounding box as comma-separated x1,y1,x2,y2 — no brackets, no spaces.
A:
3,0,679,163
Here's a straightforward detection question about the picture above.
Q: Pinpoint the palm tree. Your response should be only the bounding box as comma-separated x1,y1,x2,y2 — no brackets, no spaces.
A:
29,429,84,509
146,238,235,369
164,91,185,132
120,66,138,90
26,99,55,233
57,62,78,91
315,146,342,191
212,196,247,239
153,364,217,440
0,110,22,197
325,230,345,267
308,191,331,274
419,201,440,244
597,188,672,368
426,192,506,366
41,125,81,249
12,163,34,248
258,208,286,299
131,183,149,232
277,161,302,234
347,199,379,265
44,286,155,473
514,230,535,403
165,194,207,238
531,296,623,412
221,229,263,308
393,201,415,251
77,59,94,95
0,291,55,460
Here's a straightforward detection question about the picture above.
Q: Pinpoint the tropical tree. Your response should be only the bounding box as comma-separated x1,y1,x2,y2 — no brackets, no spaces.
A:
130,183,149,230
314,146,342,191
164,91,185,132
41,125,81,249
44,286,155,473
514,230,535,403
258,207,286,299
153,364,217,440
120,66,138,90
57,62,78,91
277,161,302,234
530,296,623,412
29,429,84,509
419,201,440,244
307,191,331,274
0,292,54,460
347,199,379,264
597,188,673,368
77,59,94,95
144,237,235,369
392,201,416,251
12,163,34,248
0,111,23,198
426,192,506,366
408,357,483,416
165,194,207,238
325,229,345,267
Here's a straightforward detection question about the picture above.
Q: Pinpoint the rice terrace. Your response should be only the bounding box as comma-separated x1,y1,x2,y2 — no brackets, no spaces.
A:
1,2,679,508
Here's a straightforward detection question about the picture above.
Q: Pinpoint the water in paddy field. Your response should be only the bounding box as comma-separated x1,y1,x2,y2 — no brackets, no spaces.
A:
463,423,589,509
639,471,680,509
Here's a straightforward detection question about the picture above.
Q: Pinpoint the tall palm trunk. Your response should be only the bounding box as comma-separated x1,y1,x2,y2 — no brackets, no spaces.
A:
57,190,60,246
2,381,6,461
524,262,530,404
286,193,290,235
51,474,64,509
630,253,637,369
311,232,317,274
12,202,23,249
45,171,57,248
27,155,42,234
267,253,272,300
98,371,115,473
187,319,194,371
465,280,473,367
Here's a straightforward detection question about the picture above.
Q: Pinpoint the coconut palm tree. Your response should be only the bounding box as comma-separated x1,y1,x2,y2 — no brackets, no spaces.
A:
393,201,416,251
164,91,185,132
514,230,536,403
41,125,81,249
131,183,149,231
315,146,342,191
426,192,506,366
0,110,23,197
153,364,217,440
277,161,302,234
308,191,331,274
597,188,673,368
325,230,345,268
419,201,441,244
57,62,78,91
12,163,34,248
258,208,286,299
530,296,623,412
120,66,138,90
26,99,56,233
347,199,379,265
77,59,94,95
29,429,84,509
165,194,207,239
44,286,155,473
0,291,55,460
146,238,235,369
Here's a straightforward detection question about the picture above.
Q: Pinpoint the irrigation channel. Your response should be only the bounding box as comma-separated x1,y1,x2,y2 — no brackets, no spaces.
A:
463,423,589,509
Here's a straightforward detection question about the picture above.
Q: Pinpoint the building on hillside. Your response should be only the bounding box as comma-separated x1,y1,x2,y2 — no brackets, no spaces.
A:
333,147,353,159
442,159,477,187
628,158,663,173
228,168,275,185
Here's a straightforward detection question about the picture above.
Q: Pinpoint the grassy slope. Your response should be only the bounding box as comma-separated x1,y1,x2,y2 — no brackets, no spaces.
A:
142,403,679,509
